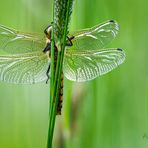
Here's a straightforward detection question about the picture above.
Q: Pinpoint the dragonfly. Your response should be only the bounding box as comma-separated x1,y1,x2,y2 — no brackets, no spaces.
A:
0,20,125,114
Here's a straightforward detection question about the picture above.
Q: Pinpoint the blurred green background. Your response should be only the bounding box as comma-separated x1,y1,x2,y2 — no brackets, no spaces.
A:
0,0,148,148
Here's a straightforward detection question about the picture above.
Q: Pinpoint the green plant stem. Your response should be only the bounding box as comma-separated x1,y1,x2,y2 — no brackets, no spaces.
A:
47,18,55,148
47,0,74,147
49,24,55,115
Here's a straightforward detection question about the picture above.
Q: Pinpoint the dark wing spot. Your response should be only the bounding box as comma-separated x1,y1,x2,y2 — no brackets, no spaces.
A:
117,48,123,51
109,20,115,23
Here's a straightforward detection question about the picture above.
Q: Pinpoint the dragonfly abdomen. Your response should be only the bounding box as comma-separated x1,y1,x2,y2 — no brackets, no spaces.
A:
53,48,63,115
57,72,64,115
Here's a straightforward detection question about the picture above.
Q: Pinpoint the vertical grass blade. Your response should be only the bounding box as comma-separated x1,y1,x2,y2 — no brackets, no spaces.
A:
47,0,74,147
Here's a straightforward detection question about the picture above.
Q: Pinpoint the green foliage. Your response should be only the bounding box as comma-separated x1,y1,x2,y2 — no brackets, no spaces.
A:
48,0,74,147
54,0,74,41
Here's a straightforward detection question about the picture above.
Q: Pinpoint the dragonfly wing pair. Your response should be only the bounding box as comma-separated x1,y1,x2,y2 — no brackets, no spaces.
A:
0,20,125,84
0,25,48,84
63,20,125,82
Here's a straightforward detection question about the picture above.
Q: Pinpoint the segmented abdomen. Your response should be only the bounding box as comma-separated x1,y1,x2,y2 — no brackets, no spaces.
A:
54,47,64,115
57,72,63,115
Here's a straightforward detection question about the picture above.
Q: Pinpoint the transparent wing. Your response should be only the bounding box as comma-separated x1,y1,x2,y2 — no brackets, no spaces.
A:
0,51,48,84
69,20,119,51
63,48,125,82
0,24,48,84
0,24,45,55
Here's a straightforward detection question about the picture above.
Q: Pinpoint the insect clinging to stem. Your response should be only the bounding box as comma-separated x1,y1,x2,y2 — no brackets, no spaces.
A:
0,20,125,114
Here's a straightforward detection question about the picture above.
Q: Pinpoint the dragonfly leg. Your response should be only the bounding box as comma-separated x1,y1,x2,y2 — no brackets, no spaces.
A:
44,22,53,35
66,36,74,46
46,63,50,84
43,43,51,53
44,25,51,35
44,22,53,40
